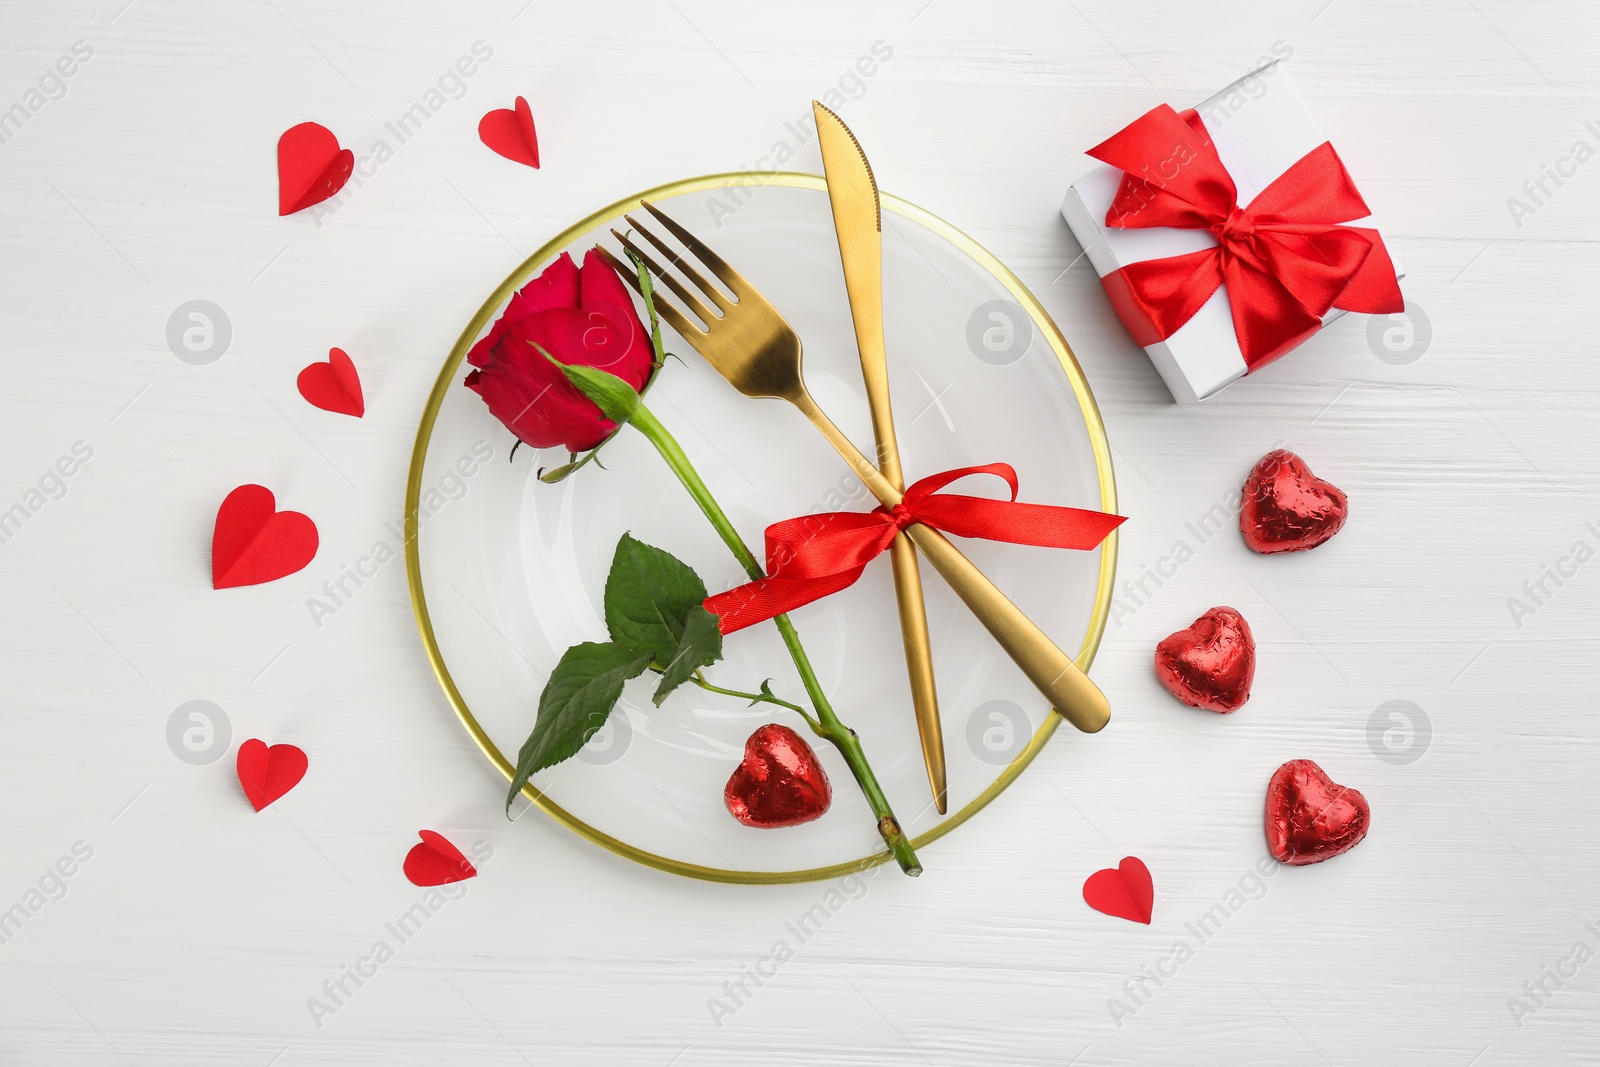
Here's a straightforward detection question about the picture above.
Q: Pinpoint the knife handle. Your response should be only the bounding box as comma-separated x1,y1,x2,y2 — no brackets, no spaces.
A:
902,522,1109,734
794,391,1110,734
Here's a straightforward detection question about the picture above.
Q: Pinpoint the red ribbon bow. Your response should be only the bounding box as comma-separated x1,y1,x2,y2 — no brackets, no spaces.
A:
1089,104,1403,370
704,464,1125,634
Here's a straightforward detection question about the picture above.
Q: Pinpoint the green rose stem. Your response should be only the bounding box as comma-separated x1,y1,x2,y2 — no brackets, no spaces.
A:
687,671,808,717
541,257,921,875
625,401,921,876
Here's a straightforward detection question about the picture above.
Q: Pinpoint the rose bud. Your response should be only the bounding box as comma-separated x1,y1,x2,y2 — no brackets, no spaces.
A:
464,248,654,452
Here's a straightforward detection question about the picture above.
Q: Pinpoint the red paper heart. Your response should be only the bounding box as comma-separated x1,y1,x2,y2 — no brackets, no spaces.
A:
297,347,365,417
403,830,478,886
1155,606,1256,712
1240,450,1348,554
236,739,308,811
478,96,540,168
277,121,354,216
1082,857,1154,924
211,484,318,589
724,724,831,828
1265,759,1371,866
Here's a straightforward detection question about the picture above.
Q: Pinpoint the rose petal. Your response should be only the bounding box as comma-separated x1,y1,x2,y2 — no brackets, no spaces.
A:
473,359,593,451
579,250,656,379
468,252,583,370
464,245,656,453
520,306,647,381
520,250,582,315
580,248,636,314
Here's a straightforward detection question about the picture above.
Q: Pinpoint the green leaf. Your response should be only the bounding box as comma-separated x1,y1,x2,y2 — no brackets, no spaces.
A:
604,533,710,661
506,642,651,809
653,603,724,705
537,345,640,424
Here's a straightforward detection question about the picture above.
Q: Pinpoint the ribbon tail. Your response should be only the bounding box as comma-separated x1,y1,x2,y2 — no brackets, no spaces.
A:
705,567,865,634
1102,248,1225,346
1220,260,1325,370
707,466,1126,635
1328,226,1404,314
914,495,1126,547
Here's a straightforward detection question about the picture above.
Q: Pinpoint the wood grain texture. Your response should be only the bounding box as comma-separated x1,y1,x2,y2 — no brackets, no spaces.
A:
1,0,1596,1063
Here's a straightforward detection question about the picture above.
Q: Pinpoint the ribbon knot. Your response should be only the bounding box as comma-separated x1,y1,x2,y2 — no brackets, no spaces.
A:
1088,104,1403,370
703,463,1125,634
1211,205,1256,243
885,502,916,531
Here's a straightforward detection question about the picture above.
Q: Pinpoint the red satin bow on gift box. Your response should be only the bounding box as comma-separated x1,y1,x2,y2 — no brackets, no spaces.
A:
1089,104,1404,369
704,464,1124,633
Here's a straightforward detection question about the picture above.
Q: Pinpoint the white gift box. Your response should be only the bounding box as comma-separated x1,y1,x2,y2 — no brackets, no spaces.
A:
1061,61,1404,403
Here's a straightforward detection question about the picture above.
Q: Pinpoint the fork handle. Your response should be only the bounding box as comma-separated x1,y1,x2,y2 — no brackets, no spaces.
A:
792,393,1110,734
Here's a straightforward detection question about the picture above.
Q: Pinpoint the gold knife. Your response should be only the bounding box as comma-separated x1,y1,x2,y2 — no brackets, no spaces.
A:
814,101,948,815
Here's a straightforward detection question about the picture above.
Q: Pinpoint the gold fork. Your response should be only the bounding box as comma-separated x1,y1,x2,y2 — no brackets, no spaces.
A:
600,201,1111,735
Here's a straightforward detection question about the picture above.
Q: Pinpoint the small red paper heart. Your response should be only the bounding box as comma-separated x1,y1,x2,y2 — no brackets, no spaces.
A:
236,739,308,811
724,724,831,828
211,484,318,589
297,347,365,417
403,830,478,886
1265,759,1371,866
1240,450,1348,554
1155,606,1256,712
1082,857,1154,924
277,121,354,216
478,96,540,168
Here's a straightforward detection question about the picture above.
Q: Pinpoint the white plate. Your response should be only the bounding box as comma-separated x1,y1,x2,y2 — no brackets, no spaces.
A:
406,174,1117,883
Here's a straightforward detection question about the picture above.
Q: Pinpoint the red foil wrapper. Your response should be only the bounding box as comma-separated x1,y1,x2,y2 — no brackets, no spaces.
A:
724,724,832,829
1154,606,1256,712
1240,450,1349,554
1265,759,1371,865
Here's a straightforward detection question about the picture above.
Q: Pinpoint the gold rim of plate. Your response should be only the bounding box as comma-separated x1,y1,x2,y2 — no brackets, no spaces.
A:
404,171,1118,885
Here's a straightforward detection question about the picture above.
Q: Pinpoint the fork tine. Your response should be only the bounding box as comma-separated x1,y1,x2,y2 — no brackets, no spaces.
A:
598,239,704,342
624,212,730,314
640,201,751,298
612,226,719,331
593,246,640,294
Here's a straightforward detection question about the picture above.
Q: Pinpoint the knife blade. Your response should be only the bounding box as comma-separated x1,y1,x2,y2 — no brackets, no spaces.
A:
813,100,948,815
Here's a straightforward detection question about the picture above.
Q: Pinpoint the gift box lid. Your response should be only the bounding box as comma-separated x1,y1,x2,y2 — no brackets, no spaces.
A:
1061,60,1403,403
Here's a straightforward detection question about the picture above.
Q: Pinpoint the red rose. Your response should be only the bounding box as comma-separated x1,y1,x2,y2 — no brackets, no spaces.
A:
464,248,653,452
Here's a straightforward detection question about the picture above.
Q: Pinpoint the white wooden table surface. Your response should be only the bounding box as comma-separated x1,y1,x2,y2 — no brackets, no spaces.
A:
3,0,1597,1063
